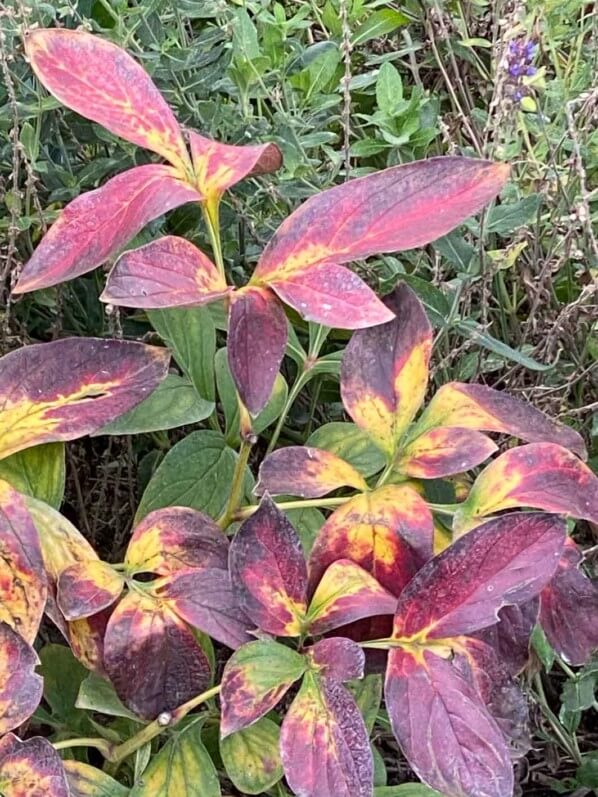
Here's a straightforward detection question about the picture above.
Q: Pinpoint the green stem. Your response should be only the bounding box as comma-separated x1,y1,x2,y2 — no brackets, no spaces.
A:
202,197,225,280
53,737,113,756
234,495,351,521
218,439,253,529
265,371,309,456
533,674,581,765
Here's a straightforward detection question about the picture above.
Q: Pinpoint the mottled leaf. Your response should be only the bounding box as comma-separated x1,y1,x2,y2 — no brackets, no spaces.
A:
24,29,190,171
129,720,220,797
456,443,598,531
0,442,65,508
68,609,112,676
255,157,509,282
15,165,201,292
394,513,564,640
57,560,124,620
308,485,434,597
0,623,43,734
0,734,69,797
307,560,397,635
540,538,598,666
475,600,539,676
257,446,367,498
220,640,306,737
395,427,497,478
103,235,229,309
63,760,129,797
0,479,47,642
308,637,365,682
156,567,253,649
104,590,212,719
189,131,282,196
220,716,283,795
418,382,587,459
307,422,387,478
341,283,433,455
270,263,394,328
0,337,169,460
126,506,228,576
229,496,308,636
227,286,288,415
385,649,513,797
280,671,373,797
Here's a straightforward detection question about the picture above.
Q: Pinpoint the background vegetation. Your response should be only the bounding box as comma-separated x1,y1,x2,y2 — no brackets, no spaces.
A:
1,0,597,793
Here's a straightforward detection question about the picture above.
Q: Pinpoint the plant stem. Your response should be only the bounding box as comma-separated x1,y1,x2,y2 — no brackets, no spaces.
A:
265,370,309,456
533,674,582,765
53,737,113,756
218,439,253,529
202,197,225,280
234,495,350,521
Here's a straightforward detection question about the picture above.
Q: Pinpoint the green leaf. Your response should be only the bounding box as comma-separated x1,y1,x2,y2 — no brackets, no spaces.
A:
577,753,598,788
286,506,325,556
456,319,553,371
63,760,129,797
376,62,403,114
0,442,65,508
135,430,246,522
96,375,214,435
561,664,598,711
130,720,220,796
215,348,288,446
307,422,387,477
77,672,140,721
348,673,382,735
532,624,555,671
352,9,409,46
220,716,283,795
486,194,542,236
148,307,216,401
38,644,90,733
433,231,474,272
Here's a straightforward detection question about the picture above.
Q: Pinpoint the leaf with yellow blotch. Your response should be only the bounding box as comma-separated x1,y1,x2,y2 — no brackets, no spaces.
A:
395,427,497,478
0,624,43,734
280,671,373,797
220,640,307,737
455,443,598,531
189,131,281,197
57,560,124,621
103,590,212,719
308,484,434,597
125,506,229,576
417,382,587,460
102,236,230,309
0,479,47,643
256,446,368,498
254,157,509,284
24,28,190,172
0,734,69,797
63,760,128,797
67,609,112,677
341,283,433,456
307,560,397,636
0,337,169,461
220,716,283,796
14,165,202,293
229,496,308,636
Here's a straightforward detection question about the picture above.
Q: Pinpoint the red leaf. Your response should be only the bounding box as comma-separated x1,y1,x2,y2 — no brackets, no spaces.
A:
308,484,433,597
341,283,433,455
385,648,513,797
156,567,254,649
539,538,598,666
419,382,587,460
0,480,47,643
0,734,69,797
102,235,229,309
396,427,497,478
24,29,190,172
307,560,397,636
281,672,373,797
256,446,368,498
15,165,202,293
456,443,598,531
307,638,365,682
229,496,308,636
125,506,229,576
269,264,394,328
189,131,282,196
0,337,169,460
104,590,211,719
0,623,43,735
393,513,565,640
475,600,539,675
228,287,288,415
57,560,124,620
255,157,509,282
